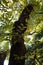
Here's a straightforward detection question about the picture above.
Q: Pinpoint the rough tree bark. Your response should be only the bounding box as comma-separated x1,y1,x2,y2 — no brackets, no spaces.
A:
8,4,34,65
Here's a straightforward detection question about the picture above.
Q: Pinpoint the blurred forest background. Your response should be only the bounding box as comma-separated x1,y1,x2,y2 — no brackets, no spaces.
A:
0,0,43,65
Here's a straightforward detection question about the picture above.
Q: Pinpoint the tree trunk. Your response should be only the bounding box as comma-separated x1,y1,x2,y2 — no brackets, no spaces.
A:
8,4,34,65
8,37,26,65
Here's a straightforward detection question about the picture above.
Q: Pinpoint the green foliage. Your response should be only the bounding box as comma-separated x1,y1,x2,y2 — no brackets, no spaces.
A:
36,22,43,33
